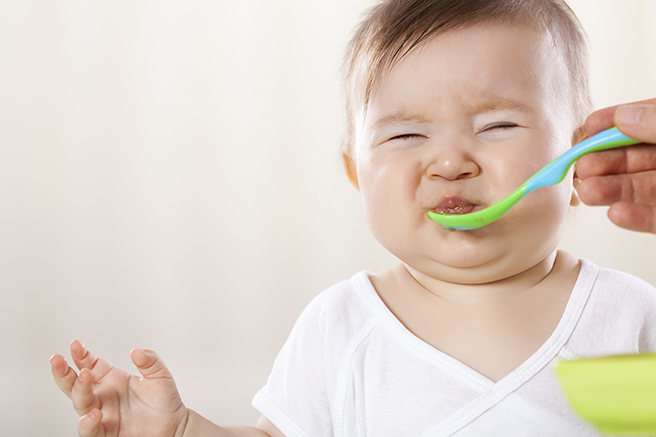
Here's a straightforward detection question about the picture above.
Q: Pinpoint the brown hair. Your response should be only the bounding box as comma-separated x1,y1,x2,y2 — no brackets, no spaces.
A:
341,0,592,157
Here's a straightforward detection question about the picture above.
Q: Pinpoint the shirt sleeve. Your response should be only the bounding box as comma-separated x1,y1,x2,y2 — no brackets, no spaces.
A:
573,264,656,357
252,284,349,437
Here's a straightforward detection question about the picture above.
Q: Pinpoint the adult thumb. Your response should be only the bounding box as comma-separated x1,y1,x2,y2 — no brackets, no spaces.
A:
615,103,656,143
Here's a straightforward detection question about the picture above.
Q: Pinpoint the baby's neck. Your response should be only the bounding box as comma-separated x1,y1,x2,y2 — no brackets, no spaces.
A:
371,250,581,382
403,250,559,306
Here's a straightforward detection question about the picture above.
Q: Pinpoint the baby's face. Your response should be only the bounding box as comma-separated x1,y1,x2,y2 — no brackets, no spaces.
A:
352,24,578,284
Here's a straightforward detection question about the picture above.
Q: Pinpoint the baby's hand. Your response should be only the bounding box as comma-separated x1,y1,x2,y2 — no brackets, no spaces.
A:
51,340,189,437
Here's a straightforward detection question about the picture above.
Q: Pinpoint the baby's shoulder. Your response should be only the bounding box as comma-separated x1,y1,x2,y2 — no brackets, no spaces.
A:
591,261,656,304
581,259,656,327
569,260,656,354
298,271,376,333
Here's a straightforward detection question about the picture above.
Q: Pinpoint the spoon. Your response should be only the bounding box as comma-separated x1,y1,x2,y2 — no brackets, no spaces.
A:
427,127,640,230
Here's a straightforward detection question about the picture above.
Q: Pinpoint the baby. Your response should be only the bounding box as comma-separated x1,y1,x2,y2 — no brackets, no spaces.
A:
51,0,656,436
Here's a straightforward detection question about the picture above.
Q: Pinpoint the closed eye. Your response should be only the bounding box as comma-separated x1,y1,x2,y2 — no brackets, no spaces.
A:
482,122,518,132
389,133,425,141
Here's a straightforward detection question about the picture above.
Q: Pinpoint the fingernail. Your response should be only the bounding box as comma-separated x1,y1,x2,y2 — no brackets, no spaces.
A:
88,410,99,421
616,105,644,126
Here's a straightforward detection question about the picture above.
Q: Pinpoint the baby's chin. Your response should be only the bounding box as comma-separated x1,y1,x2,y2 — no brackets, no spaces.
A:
403,251,536,285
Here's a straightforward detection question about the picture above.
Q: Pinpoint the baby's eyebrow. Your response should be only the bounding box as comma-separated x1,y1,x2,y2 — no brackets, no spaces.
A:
369,98,533,131
470,97,534,114
369,113,429,130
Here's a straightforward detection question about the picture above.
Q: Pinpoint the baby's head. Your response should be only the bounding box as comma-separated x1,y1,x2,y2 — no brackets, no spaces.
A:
340,0,593,283
342,0,591,160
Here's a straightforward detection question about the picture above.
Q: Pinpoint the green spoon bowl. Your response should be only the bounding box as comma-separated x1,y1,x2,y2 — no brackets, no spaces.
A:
427,127,640,230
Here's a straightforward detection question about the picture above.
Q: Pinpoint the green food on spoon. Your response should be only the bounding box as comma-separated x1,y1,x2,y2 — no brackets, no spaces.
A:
427,127,640,230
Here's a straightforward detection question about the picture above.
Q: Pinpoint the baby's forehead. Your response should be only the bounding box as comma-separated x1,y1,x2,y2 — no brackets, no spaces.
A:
355,23,578,138
380,23,559,80
370,24,570,100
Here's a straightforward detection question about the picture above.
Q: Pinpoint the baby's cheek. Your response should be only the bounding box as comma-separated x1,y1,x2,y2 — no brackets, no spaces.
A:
360,189,405,245
522,185,572,229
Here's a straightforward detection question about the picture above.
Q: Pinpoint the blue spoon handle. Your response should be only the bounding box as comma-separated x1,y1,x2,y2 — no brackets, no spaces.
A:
524,127,640,194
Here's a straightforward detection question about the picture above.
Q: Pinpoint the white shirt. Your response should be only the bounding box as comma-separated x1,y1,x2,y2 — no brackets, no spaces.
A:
252,259,656,436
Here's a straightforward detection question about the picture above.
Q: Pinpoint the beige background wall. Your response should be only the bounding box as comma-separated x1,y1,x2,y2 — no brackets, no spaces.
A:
0,1,654,435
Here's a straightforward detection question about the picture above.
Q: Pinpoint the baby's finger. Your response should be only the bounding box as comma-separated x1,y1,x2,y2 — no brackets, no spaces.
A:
50,354,78,398
77,409,103,437
71,368,100,416
130,348,174,380
70,340,100,372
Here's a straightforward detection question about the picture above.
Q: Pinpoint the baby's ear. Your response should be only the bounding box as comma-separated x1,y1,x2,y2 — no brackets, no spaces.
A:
342,153,360,190
570,176,581,207
572,124,587,145
569,125,586,207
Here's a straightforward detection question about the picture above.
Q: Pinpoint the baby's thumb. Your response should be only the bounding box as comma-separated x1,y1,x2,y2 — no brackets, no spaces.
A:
77,409,103,437
614,103,656,144
130,348,173,380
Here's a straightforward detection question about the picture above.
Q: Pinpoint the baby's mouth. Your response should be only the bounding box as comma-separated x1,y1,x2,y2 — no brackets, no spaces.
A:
432,196,482,215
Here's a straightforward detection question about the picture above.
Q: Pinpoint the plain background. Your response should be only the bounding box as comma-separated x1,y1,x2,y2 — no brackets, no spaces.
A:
1,0,655,435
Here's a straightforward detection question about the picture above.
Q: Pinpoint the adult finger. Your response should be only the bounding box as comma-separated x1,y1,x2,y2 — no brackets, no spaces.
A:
585,105,618,137
575,145,656,179
77,409,103,437
71,368,101,416
130,348,174,380
585,97,656,137
614,101,656,145
608,203,656,234
577,171,656,207
50,354,78,398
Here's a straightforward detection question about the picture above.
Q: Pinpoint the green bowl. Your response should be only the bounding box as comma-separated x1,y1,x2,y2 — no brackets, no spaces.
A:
555,352,656,435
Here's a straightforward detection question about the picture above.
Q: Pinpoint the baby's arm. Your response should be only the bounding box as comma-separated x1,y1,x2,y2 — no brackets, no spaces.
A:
183,412,284,437
51,340,284,437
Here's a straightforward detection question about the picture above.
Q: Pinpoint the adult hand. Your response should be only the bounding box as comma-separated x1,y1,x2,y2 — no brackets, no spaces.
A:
51,340,188,437
575,98,656,233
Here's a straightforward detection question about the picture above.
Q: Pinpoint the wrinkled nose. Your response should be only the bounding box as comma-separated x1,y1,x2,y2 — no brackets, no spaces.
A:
426,151,480,181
